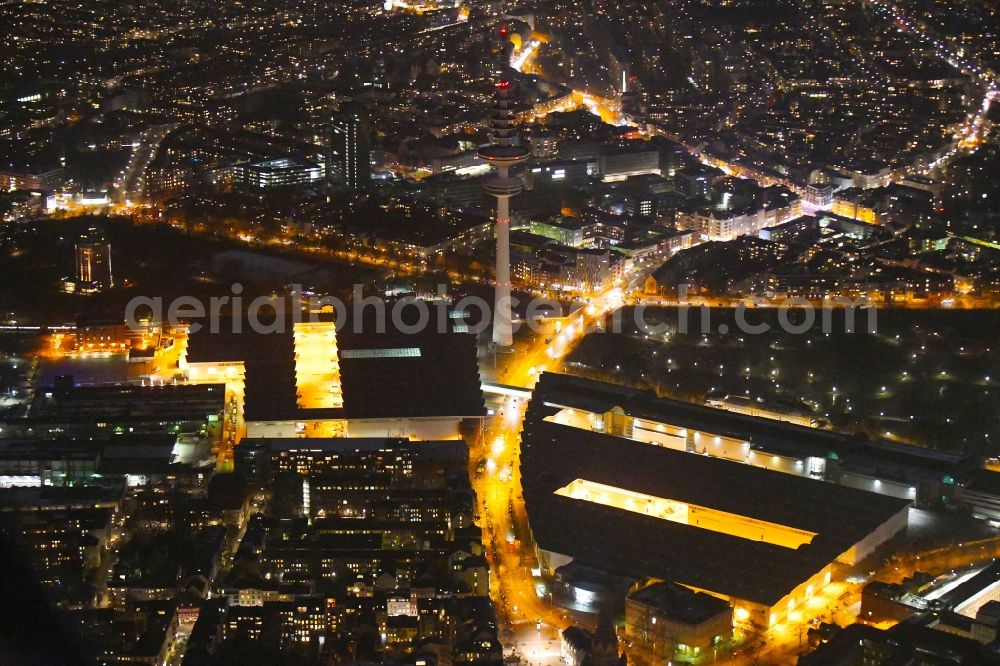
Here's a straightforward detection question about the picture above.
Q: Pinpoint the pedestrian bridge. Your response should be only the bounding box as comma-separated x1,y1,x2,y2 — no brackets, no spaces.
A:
481,381,532,400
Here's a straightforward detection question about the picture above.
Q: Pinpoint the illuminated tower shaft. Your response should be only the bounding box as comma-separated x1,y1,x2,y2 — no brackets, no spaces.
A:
478,80,529,348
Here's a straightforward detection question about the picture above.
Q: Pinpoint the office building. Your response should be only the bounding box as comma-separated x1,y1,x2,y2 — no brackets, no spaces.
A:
599,144,661,181
331,106,372,191
2,382,225,450
675,164,723,199
74,228,113,293
625,582,733,659
234,157,323,189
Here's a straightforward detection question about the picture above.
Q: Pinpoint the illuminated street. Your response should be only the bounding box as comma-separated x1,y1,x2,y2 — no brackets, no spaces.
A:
472,287,632,650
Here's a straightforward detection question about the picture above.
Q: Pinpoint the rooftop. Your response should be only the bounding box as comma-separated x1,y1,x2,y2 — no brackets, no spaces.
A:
244,437,467,462
335,326,485,421
530,373,974,483
964,469,1000,496
629,581,732,625
16,383,225,425
520,415,910,606
186,318,485,422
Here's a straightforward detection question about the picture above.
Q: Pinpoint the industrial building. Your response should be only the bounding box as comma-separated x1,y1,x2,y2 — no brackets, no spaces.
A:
183,318,485,441
801,622,1000,665
862,560,1000,635
529,373,974,508
960,469,1000,523
1,381,225,446
0,434,188,488
521,378,913,629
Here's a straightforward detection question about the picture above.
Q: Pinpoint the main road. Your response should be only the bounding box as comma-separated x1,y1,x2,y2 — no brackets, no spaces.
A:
472,285,626,664
113,123,178,205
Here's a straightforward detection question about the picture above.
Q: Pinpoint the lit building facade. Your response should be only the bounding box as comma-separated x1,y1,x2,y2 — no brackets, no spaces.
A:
522,373,918,631
331,107,372,191
74,228,113,293
235,157,323,189
625,582,733,659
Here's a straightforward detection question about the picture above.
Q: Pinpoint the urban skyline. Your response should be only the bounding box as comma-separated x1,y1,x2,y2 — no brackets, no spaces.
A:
1,0,999,664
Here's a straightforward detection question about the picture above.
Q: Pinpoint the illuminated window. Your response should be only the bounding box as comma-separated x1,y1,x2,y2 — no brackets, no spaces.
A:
341,348,421,359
